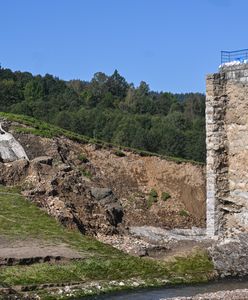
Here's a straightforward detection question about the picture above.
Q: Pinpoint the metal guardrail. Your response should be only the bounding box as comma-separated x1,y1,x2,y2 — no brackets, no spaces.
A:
221,49,248,64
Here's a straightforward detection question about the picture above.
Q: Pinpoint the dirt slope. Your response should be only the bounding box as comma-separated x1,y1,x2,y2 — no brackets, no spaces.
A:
0,119,206,234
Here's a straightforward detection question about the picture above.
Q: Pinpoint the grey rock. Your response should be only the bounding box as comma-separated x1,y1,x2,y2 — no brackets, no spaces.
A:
31,156,53,166
99,195,117,206
130,226,208,244
90,187,124,226
90,187,112,200
58,164,72,172
105,202,123,226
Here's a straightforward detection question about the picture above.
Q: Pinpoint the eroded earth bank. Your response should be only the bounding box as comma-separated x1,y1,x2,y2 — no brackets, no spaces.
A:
0,119,208,257
0,117,218,299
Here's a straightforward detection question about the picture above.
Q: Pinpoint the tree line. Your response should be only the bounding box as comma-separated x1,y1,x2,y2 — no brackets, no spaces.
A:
0,66,206,162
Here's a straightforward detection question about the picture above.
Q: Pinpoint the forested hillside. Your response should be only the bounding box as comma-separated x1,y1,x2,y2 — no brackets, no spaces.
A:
0,66,206,162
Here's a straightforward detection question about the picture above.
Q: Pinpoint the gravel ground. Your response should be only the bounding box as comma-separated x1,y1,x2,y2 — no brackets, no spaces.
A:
163,288,248,300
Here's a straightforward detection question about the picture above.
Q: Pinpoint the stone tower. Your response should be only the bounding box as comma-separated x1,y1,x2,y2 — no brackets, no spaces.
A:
206,63,248,236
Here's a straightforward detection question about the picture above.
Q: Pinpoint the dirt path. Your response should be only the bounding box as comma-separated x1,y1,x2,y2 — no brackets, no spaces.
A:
0,237,84,266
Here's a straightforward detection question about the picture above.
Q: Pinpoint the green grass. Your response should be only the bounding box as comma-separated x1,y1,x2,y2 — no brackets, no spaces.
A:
0,111,204,165
0,185,119,256
0,251,213,286
0,185,214,298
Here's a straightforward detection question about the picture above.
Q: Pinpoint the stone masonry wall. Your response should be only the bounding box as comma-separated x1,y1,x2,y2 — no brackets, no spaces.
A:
207,63,248,276
206,73,229,236
206,63,248,236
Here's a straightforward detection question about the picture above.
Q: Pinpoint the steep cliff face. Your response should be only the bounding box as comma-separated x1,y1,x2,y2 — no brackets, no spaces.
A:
0,119,206,235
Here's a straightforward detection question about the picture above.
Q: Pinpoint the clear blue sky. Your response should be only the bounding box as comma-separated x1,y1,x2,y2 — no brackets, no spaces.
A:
0,0,247,93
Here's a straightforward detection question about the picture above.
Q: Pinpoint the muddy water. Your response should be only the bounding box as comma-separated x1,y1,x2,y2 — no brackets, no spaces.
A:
85,277,248,300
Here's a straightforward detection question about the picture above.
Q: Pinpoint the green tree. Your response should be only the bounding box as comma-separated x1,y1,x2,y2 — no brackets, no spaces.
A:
24,79,44,103
107,70,129,98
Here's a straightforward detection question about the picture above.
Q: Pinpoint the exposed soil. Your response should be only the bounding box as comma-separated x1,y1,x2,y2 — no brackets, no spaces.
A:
0,120,206,240
0,237,83,266
11,128,206,232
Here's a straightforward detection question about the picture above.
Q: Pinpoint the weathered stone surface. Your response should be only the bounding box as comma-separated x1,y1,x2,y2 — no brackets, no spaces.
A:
206,64,248,236
210,232,248,277
206,73,228,236
206,64,248,276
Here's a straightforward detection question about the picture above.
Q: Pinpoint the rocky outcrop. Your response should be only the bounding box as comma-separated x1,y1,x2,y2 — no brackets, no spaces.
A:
22,158,124,235
0,154,124,235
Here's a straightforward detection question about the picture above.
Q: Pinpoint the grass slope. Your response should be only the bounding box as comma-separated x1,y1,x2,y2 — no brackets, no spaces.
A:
0,111,204,165
0,185,213,299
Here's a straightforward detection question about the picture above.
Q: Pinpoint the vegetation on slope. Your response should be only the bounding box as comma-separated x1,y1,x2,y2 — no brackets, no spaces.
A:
0,111,204,165
0,186,214,298
0,66,206,162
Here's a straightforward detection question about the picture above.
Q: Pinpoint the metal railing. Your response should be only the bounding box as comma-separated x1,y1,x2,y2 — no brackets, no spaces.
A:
221,49,248,64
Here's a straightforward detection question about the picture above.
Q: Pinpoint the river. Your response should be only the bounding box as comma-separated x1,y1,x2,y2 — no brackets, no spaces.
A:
83,277,248,300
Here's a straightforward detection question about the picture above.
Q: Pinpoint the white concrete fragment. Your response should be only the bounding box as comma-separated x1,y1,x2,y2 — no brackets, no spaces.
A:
0,123,28,162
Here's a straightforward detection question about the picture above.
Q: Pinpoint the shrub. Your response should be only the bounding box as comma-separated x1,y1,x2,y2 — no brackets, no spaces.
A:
179,209,189,217
113,150,126,157
149,188,158,198
79,167,92,179
147,188,158,208
161,192,171,201
78,154,89,163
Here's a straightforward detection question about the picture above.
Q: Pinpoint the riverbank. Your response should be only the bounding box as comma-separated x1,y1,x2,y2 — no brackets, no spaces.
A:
0,249,214,299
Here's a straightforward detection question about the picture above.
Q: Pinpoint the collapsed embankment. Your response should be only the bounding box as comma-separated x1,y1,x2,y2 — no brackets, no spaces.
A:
0,118,206,236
